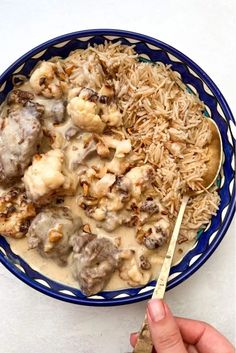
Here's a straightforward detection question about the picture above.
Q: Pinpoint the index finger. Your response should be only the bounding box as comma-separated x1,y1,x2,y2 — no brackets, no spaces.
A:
175,317,235,353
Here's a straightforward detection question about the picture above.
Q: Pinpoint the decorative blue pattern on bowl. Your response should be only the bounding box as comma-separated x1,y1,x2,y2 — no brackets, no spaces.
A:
0,29,235,306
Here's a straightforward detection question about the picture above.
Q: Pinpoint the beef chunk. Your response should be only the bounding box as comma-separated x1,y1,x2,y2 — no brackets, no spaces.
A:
140,198,159,214
65,126,80,140
0,102,44,183
137,218,170,250
143,228,167,249
49,100,66,124
27,207,81,264
71,231,120,296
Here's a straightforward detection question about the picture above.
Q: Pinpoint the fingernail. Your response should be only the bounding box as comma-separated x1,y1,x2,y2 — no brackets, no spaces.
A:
147,299,166,322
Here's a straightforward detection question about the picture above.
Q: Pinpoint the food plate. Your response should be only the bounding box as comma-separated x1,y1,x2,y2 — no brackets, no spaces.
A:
0,29,235,306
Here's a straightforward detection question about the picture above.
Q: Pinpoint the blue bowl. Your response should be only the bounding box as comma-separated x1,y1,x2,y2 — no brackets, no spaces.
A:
0,29,235,306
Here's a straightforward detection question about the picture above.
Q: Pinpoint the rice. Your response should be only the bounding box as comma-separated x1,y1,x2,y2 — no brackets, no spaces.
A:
63,41,220,241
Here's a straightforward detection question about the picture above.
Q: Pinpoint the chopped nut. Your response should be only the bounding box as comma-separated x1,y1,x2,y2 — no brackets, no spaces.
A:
94,166,108,179
83,224,91,233
119,249,135,260
124,215,140,227
34,154,42,161
114,237,121,247
100,84,114,98
82,183,89,196
139,255,151,270
136,227,152,244
48,229,63,243
129,202,138,212
65,65,74,75
96,141,111,158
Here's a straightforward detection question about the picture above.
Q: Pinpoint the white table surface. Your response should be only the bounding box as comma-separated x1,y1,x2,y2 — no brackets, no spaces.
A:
0,1,235,352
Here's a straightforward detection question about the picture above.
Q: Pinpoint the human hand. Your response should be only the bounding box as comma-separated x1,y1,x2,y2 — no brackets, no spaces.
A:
130,299,235,353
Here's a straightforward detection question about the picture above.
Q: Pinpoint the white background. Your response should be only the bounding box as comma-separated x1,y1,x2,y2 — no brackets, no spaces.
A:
0,1,235,352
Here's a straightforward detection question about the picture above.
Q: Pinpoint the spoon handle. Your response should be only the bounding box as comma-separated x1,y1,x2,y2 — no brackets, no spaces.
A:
132,195,189,353
152,194,189,299
131,316,153,353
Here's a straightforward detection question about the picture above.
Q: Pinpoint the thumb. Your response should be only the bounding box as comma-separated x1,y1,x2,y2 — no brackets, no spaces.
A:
147,299,188,353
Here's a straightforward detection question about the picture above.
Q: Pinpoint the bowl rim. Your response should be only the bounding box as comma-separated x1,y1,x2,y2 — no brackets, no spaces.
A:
0,28,235,306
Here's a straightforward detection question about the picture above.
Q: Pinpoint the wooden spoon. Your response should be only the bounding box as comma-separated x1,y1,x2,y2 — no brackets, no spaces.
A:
132,118,222,353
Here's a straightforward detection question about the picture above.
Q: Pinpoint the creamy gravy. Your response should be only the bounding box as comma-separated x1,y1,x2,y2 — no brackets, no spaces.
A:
0,113,196,291
6,196,195,291
0,46,214,295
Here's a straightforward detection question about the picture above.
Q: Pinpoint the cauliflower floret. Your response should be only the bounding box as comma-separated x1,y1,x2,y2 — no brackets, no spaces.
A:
94,173,116,198
119,255,151,287
101,106,122,127
115,139,132,158
91,208,106,221
30,62,63,99
126,165,155,199
101,137,131,175
67,97,105,133
107,158,130,175
99,136,131,157
23,149,76,203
